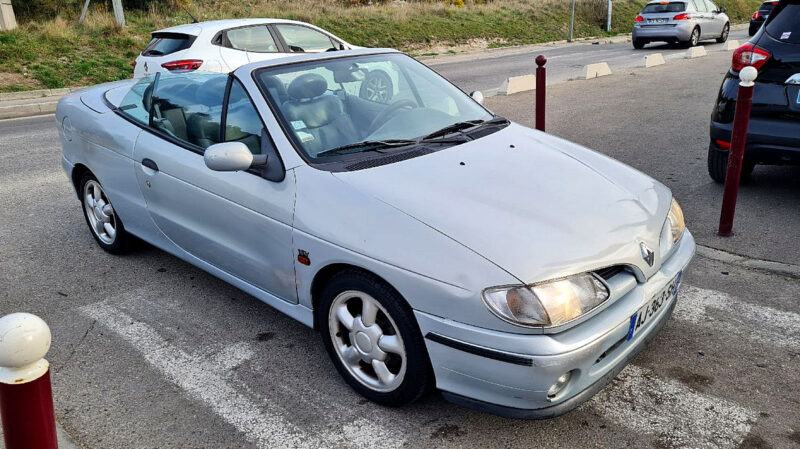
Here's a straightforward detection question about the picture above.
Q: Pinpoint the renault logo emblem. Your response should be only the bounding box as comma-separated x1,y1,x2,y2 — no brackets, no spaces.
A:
640,242,655,267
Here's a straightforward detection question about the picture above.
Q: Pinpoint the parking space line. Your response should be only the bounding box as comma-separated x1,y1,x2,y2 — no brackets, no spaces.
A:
80,300,406,449
80,302,330,449
590,364,756,449
675,286,800,349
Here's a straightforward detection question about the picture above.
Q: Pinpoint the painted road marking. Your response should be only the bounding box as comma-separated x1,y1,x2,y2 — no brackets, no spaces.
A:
80,301,404,449
590,364,757,449
675,285,800,349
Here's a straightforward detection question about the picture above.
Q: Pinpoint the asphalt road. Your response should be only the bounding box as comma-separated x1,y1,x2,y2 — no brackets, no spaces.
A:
1,45,799,449
428,28,749,94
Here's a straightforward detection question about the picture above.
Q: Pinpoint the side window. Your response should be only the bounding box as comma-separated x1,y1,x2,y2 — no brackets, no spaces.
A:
225,26,278,53
150,73,227,149
275,24,336,53
704,0,718,12
117,76,153,126
224,80,265,154
693,0,708,12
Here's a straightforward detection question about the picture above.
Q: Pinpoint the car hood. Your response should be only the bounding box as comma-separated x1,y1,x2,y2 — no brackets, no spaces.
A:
332,123,672,283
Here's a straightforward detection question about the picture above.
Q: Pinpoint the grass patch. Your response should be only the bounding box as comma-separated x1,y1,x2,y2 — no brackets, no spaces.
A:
0,0,762,91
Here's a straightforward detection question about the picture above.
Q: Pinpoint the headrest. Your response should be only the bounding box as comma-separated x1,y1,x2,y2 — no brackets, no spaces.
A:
287,73,327,100
196,77,228,106
261,75,287,99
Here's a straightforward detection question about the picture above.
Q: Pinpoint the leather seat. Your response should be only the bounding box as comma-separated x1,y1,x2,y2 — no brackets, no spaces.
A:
187,77,227,149
282,73,359,155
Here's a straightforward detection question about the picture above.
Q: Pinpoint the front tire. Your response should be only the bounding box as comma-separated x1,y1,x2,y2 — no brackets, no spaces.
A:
716,23,730,43
318,269,432,406
707,144,755,184
80,174,134,254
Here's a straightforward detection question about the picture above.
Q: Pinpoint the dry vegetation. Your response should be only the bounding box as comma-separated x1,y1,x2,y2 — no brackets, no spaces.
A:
0,0,760,91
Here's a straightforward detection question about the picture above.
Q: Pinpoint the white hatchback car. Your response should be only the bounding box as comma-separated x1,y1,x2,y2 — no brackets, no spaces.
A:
133,19,359,77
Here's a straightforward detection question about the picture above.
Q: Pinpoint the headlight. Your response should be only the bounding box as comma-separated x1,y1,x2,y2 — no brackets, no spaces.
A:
482,273,610,327
666,199,685,244
661,198,686,256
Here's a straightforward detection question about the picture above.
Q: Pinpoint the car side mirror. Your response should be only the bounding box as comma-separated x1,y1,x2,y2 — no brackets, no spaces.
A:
204,142,267,172
719,6,726,13
470,91,485,105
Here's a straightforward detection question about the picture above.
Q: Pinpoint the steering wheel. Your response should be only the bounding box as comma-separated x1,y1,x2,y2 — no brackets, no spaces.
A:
367,99,417,135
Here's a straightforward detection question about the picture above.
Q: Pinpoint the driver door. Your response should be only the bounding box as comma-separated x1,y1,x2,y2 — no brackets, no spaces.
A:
132,74,298,303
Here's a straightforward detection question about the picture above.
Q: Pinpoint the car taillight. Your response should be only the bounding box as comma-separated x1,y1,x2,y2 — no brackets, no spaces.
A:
731,43,770,72
673,13,690,20
752,11,760,19
635,14,644,22
161,59,203,71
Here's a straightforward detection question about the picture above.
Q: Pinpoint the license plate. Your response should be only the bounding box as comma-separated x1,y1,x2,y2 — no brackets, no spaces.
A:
648,18,666,24
626,271,681,341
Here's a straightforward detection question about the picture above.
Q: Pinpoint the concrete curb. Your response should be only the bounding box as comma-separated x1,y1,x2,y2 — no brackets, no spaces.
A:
0,100,58,120
696,245,800,279
725,39,740,50
0,87,72,102
685,46,708,58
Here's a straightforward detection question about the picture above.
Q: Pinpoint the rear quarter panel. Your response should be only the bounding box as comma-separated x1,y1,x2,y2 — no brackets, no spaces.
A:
56,87,157,243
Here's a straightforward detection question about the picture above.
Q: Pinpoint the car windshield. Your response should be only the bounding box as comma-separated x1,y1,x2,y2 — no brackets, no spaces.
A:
254,53,494,160
642,2,686,13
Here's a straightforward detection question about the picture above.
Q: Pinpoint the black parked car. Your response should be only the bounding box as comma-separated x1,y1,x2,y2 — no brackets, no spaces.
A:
749,1,778,36
708,0,800,182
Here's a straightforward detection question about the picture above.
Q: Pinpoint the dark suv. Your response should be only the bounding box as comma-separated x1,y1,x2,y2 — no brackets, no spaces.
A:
749,1,778,36
708,0,800,182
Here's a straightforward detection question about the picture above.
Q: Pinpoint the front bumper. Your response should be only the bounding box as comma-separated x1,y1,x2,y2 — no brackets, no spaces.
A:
416,230,695,418
633,22,693,42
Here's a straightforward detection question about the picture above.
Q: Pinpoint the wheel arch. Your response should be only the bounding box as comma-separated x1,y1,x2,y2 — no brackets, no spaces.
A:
70,163,93,200
310,263,407,330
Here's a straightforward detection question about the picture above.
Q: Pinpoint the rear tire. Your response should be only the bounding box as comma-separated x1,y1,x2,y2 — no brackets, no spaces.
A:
748,23,758,36
318,269,433,407
716,23,729,43
633,39,646,49
79,173,134,254
684,27,701,47
707,144,755,184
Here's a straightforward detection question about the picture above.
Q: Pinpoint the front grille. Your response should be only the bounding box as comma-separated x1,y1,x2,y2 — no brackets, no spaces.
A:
594,265,626,281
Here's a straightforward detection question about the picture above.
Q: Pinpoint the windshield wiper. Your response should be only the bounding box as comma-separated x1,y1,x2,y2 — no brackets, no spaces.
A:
316,139,417,157
422,116,509,140
317,135,467,158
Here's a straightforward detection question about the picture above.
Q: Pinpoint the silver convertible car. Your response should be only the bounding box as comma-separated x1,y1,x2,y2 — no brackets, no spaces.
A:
56,48,695,418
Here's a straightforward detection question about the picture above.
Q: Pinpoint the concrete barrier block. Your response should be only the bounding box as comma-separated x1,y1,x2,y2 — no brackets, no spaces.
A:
498,74,536,96
685,46,707,59
582,62,612,80
725,40,740,51
644,53,666,68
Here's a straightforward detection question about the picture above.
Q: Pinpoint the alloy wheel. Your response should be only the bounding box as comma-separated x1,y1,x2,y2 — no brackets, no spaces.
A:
328,290,407,392
362,75,391,103
83,180,117,245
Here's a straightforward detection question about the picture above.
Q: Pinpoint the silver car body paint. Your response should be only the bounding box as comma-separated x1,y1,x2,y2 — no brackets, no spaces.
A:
633,0,729,44
57,48,695,415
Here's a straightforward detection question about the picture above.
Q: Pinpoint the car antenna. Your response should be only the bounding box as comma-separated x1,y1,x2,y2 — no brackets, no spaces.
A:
183,7,199,23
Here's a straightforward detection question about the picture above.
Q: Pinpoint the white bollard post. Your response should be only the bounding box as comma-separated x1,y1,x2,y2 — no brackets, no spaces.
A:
0,313,57,449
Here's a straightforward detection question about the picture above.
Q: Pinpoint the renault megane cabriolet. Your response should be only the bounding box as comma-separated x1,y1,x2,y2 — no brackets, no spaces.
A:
56,48,695,418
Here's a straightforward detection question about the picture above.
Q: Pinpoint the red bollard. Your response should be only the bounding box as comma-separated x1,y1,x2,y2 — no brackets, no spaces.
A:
718,66,758,236
535,54,547,132
0,313,57,449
